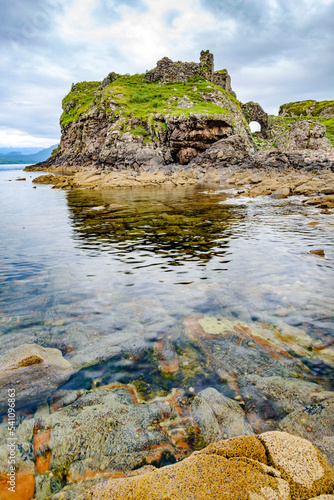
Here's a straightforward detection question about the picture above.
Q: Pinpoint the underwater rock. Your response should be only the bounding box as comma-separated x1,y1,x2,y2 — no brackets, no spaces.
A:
191,388,253,442
184,315,334,390
156,334,179,372
279,398,334,467
239,375,334,432
0,344,73,414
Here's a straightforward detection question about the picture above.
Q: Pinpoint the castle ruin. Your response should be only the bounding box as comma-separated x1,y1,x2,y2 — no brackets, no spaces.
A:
145,50,234,95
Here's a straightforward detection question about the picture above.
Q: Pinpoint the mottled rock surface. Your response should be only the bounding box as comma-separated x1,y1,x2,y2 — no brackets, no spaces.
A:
78,432,334,500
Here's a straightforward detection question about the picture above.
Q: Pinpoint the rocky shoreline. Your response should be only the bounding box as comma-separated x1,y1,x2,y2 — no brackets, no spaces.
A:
26,146,334,212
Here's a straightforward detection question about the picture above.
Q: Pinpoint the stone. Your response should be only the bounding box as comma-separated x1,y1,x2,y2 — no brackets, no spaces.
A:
278,399,334,466
191,388,254,442
241,101,269,135
0,344,73,413
239,374,334,428
189,133,255,169
271,187,290,199
311,249,325,256
184,314,334,397
272,120,332,151
259,431,334,499
78,435,290,500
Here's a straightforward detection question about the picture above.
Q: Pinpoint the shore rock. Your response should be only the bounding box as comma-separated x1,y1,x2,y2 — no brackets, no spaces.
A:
259,431,334,499
78,432,334,500
189,133,256,169
273,121,332,151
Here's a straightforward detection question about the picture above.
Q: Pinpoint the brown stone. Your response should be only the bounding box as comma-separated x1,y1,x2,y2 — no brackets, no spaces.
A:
310,249,325,256
259,431,334,499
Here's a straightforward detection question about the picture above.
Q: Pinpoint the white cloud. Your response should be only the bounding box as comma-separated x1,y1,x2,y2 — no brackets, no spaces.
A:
0,127,58,148
57,0,217,69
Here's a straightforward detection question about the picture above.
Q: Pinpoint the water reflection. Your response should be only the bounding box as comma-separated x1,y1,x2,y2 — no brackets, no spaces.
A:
66,186,243,265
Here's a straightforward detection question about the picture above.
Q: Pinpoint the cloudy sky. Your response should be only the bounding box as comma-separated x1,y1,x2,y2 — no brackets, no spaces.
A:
1,0,333,148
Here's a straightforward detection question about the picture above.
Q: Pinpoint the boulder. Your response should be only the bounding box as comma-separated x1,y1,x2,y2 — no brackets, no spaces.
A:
259,431,334,499
279,398,334,467
273,120,332,151
78,432,334,500
191,388,254,442
78,435,290,500
189,134,255,169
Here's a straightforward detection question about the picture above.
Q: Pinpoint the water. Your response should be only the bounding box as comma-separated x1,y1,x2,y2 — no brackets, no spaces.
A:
1,165,334,407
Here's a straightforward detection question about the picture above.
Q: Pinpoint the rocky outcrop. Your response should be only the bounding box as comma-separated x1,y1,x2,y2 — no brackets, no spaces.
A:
30,51,249,174
79,432,334,499
0,384,256,499
189,133,256,168
269,120,332,151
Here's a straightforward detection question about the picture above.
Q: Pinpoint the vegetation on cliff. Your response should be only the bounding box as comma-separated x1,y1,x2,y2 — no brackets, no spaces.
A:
279,99,334,117
60,74,241,139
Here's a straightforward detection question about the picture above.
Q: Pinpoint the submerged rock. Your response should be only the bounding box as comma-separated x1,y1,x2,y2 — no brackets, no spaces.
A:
0,344,73,414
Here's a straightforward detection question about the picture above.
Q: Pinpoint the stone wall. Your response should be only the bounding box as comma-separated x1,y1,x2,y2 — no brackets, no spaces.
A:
145,50,233,94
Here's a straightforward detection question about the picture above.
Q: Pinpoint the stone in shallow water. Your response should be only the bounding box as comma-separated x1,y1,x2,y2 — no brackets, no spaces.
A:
278,398,334,467
191,387,254,443
239,374,334,429
0,344,73,414
185,314,334,386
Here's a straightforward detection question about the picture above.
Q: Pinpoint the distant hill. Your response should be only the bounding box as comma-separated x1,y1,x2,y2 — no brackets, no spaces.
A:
0,144,58,164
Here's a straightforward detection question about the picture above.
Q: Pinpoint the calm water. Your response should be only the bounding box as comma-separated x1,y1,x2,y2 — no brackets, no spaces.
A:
1,165,334,403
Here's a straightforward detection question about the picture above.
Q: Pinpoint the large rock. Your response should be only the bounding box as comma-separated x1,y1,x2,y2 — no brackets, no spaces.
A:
259,431,334,499
191,388,254,443
0,344,73,413
189,133,255,169
272,120,332,151
78,435,290,500
78,432,334,499
0,384,260,499
278,399,334,467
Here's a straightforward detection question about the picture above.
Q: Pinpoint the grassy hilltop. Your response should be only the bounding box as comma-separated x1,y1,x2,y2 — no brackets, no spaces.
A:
60,74,242,140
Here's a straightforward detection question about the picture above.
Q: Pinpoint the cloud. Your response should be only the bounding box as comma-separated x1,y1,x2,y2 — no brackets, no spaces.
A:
0,126,58,148
0,0,333,147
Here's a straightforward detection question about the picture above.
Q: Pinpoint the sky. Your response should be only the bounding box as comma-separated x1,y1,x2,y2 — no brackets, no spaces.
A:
1,0,333,148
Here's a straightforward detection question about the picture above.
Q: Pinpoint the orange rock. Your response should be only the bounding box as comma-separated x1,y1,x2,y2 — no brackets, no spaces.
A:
0,472,35,500
33,428,51,473
157,335,179,372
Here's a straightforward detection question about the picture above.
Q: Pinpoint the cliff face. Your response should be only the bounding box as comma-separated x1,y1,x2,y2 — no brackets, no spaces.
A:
41,53,250,172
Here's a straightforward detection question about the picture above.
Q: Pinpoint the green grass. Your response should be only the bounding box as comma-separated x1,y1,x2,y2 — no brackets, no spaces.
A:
60,81,101,129
59,74,240,135
104,74,235,119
